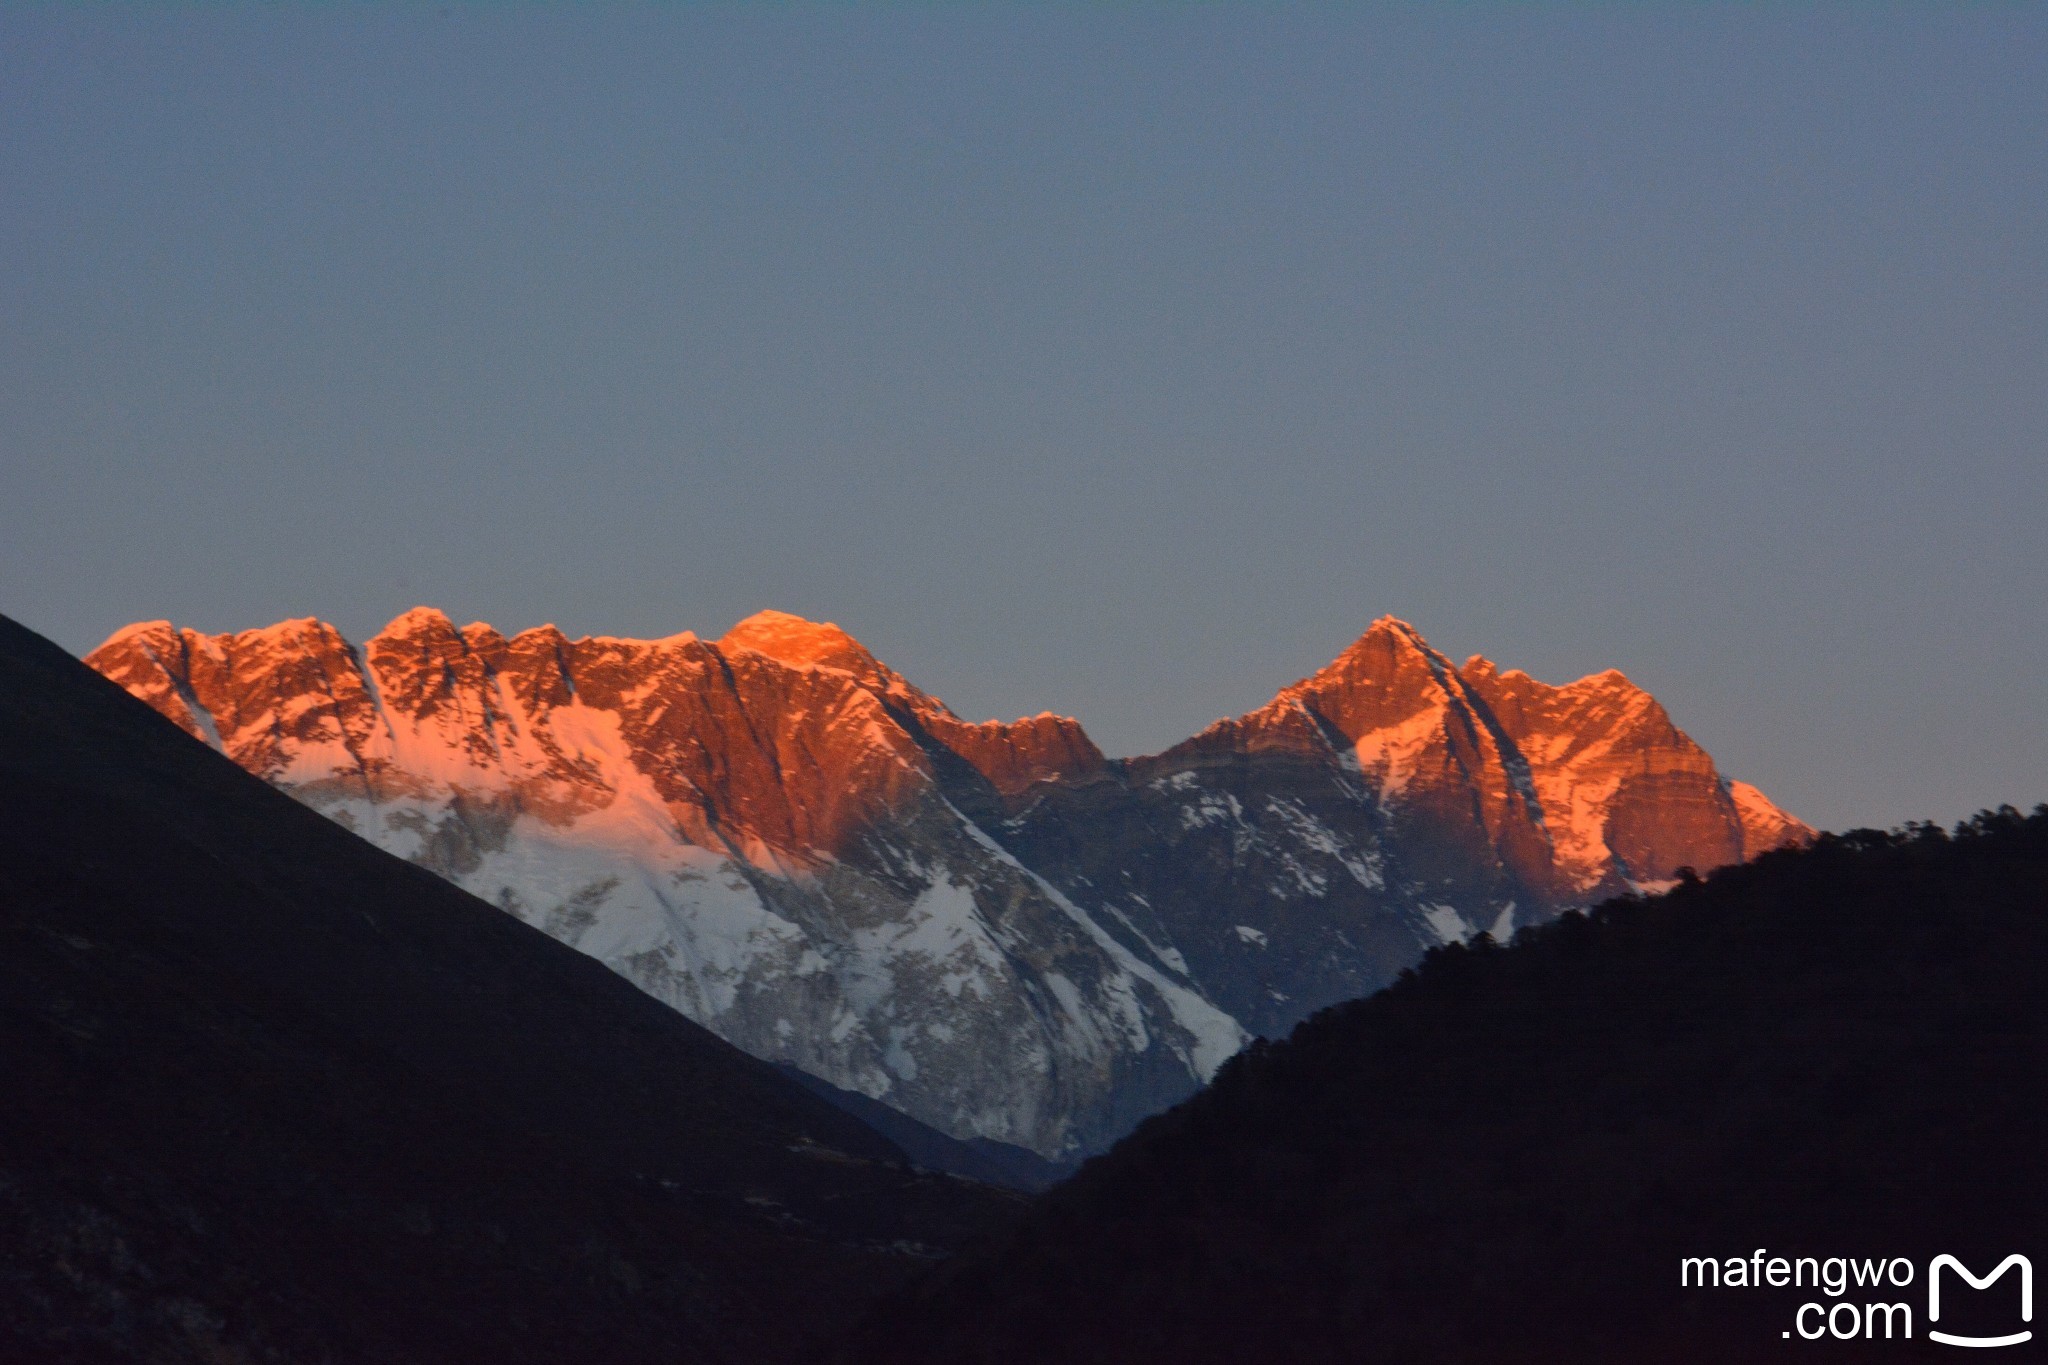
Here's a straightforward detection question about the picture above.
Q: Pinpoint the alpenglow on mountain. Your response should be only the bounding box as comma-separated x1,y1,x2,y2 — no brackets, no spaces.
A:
88,610,1808,1156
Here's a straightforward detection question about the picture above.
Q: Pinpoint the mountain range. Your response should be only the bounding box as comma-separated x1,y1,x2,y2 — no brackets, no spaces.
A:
86,609,1808,1156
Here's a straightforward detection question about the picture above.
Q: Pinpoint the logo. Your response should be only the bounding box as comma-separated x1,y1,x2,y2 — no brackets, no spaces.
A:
1679,1249,2035,1346
1929,1254,2032,1349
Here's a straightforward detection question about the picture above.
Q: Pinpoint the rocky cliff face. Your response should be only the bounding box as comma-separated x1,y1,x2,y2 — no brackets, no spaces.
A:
993,620,1806,1039
88,610,1807,1155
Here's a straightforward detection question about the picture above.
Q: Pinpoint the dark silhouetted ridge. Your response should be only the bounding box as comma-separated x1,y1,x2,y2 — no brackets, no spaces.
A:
775,1065,1075,1193
0,613,1021,1365
849,809,2048,1365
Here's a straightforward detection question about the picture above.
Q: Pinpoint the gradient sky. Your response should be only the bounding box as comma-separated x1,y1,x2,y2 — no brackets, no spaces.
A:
3,7,2043,834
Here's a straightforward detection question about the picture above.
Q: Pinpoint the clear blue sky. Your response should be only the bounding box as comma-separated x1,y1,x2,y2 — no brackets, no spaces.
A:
4,6,2043,833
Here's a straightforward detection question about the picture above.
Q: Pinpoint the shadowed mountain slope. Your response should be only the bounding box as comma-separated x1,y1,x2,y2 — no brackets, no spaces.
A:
0,613,1022,1365
88,610,1806,1158
774,1066,1073,1195
848,809,2048,1365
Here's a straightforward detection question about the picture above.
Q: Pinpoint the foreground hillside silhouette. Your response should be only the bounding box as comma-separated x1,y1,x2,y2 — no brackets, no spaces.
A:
0,613,1021,1365
851,808,2048,1364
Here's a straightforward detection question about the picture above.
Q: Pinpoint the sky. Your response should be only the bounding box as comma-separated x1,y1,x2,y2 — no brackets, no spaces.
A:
2,6,2043,835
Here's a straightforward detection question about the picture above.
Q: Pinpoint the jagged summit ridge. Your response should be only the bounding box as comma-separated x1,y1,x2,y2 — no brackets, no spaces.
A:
89,608,1238,1156
88,608,1807,1154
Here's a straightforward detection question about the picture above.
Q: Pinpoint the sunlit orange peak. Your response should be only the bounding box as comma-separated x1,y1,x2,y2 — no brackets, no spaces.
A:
718,609,874,670
377,606,457,637
93,619,178,652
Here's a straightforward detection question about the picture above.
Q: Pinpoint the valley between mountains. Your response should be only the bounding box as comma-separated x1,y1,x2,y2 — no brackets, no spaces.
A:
87,610,1808,1159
